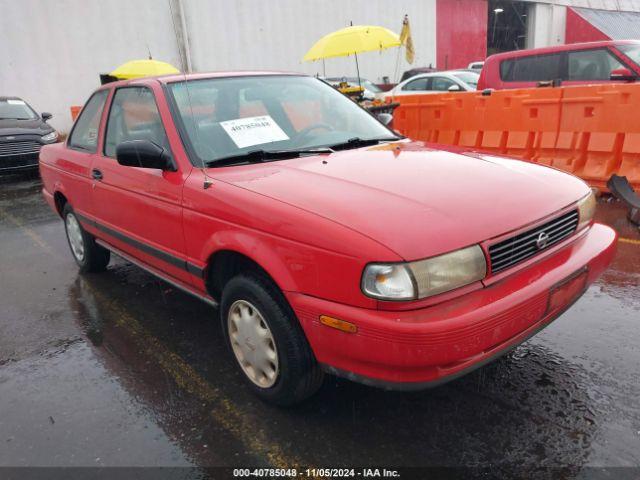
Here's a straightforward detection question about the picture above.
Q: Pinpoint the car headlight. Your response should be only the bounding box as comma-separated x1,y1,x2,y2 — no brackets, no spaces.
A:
41,131,58,143
362,245,487,301
577,190,596,231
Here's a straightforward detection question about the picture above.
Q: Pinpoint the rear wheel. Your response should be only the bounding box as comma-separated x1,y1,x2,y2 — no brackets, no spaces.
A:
62,204,110,273
220,272,324,406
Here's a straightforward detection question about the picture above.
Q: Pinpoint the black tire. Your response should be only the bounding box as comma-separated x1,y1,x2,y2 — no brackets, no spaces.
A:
62,204,110,273
220,272,324,406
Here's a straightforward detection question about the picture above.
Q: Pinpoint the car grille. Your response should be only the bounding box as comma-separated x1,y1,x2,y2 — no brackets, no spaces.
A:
0,140,42,157
489,210,579,274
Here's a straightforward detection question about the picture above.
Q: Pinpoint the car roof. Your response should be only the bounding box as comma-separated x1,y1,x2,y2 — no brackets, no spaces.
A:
402,70,476,81
403,67,437,73
95,71,308,91
158,70,305,83
326,77,372,82
485,39,640,62
0,96,24,101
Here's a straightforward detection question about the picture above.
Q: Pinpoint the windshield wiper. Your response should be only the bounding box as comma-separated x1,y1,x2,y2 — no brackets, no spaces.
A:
206,147,334,167
326,136,400,151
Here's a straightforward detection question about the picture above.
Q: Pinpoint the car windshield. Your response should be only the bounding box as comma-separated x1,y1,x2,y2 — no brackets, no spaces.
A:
361,80,382,93
0,98,37,120
617,44,640,67
452,72,479,88
168,75,397,165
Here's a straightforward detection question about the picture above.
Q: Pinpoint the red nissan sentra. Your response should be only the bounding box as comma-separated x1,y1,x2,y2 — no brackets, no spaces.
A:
40,72,616,405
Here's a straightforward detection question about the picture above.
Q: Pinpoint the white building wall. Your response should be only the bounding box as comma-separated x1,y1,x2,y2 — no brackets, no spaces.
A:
0,0,182,134
525,2,567,48
0,0,436,134
522,0,640,49
183,0,436,82
524,0,640,11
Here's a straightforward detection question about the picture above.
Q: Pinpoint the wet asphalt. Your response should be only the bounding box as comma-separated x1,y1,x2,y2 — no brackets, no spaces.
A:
0,172,639,479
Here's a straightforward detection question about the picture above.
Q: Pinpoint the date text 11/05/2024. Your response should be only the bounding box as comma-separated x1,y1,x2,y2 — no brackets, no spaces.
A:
232,468,400,477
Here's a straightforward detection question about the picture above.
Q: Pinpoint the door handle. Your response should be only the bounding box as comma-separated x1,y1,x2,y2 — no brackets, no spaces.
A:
91,169,103,181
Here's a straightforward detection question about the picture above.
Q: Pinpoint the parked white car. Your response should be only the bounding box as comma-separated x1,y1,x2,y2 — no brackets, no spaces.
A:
468,61,484,71
383,70,479,100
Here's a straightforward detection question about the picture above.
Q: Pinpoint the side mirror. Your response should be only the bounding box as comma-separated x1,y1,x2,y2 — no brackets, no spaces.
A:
610,67,637,82
448,84,462,92
116,140,176,171
376,113,393,126
41,112,52,121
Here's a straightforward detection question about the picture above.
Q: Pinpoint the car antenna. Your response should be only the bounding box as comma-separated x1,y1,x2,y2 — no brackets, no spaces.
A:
167,0,213,189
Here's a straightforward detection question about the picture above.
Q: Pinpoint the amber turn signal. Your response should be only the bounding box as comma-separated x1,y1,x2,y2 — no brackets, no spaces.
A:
319,315,357,333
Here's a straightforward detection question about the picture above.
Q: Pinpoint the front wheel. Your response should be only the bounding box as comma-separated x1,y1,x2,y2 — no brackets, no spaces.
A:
63,204,110,273
220,273,324,406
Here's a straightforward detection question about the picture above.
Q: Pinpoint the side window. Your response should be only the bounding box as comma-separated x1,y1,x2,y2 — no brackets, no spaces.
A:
431,77,457,91
500,53,563,82
104,87,170,158
500,59,514,81
402,77,429,91
68,90,109,152
567,48,625,80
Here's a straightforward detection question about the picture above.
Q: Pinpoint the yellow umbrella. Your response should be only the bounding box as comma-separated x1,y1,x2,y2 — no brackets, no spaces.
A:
110,59,180,80
303,25,400,90
302,25,401,61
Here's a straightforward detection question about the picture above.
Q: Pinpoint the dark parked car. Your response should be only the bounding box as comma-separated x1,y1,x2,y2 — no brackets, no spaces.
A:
400,66,437,82
0,96,58,173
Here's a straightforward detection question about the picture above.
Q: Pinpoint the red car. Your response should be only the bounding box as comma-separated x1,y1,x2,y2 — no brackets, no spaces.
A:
478,40,640,90
40,72,616,405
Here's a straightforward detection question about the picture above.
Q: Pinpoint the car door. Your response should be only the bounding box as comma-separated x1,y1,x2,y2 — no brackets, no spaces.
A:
58,90,110,221
90,84,193,284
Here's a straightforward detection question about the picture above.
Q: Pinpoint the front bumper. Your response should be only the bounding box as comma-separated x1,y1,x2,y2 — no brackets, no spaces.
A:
0,152,40,173
287,223,617,389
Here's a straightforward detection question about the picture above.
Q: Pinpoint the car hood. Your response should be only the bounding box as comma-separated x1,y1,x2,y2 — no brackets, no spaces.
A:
0,118,52,137
213,141,589,260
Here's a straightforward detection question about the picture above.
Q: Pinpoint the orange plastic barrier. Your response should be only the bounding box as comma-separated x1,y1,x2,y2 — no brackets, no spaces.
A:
70,105,82,121
392,84,640,192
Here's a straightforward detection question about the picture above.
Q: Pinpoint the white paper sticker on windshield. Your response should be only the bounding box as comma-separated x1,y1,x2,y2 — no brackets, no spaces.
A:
6,99,26,105
220,115,289,149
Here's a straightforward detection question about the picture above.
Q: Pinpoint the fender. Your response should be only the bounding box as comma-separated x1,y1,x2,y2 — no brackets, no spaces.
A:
191,223,381,308
39,161,69,216
197,228,305,293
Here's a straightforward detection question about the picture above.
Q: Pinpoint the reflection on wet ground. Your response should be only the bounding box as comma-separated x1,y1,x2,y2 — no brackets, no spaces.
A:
1,174,639,478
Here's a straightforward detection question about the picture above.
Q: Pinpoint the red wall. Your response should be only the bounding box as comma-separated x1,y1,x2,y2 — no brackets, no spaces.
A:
565,7,610,44
436,0,488,70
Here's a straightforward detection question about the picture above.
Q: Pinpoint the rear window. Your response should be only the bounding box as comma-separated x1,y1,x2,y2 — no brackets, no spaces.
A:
500,53,563,82
452,71,479,88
